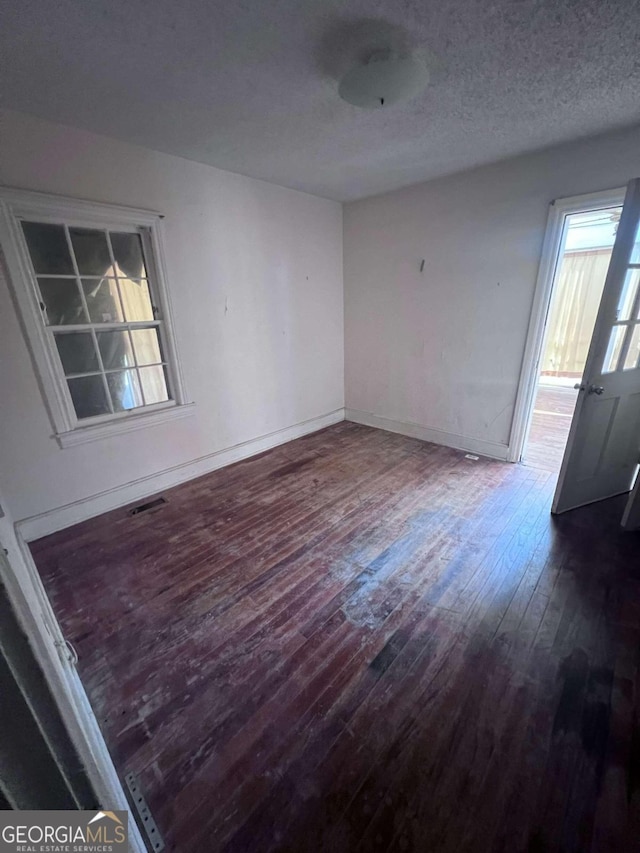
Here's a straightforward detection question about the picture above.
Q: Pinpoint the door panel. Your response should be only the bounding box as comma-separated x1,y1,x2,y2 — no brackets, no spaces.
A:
552,178,640,514
622,469,640,530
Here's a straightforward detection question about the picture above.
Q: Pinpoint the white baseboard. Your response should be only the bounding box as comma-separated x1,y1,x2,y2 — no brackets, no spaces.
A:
17,408,345,541
345,409,510,462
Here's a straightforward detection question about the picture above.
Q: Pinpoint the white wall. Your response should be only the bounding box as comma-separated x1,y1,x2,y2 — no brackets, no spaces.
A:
0,109,344,526
344,124,640,459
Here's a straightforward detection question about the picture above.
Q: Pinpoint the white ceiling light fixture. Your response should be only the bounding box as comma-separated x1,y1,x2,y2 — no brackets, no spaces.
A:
338,49,429,109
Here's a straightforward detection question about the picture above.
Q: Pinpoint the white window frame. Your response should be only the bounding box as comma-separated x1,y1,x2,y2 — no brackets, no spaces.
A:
0,187,193,448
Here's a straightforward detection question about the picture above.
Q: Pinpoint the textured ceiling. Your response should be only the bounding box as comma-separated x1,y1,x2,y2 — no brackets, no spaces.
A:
2,0,640,201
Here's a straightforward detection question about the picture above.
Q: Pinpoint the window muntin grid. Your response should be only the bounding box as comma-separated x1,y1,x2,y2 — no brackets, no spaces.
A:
602,312,640,374
601,220,640,374
21,220,171,419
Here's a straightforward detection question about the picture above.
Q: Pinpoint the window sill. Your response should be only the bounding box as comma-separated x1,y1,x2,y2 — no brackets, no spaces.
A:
55,402,195,448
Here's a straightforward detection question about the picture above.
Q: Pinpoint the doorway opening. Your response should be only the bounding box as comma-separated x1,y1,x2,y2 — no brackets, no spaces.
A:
522,204,623,471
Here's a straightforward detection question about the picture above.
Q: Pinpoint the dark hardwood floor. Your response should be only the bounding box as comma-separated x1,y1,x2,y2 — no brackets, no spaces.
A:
30,422,640,852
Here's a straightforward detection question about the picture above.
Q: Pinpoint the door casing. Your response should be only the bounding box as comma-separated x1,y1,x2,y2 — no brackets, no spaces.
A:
0,517,147,852
508,187,626,463
552,178,640,513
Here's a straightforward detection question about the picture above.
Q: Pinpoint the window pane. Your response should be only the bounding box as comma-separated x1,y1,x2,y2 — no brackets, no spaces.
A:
96,330,135,370
38,278,87,325
139,365,169,404
617,269,640,321
110,232,147,278
118,277,154,321
106,370,144,412
21,222,74,275
82,278,124,323
623,324,640,370
69,227,113,276
55,332,99,375
631,220,640,265
602,325,626,373
131,327,162,365
67,375,111,419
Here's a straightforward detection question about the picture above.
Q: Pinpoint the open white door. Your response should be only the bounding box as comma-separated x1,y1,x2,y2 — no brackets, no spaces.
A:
552,178,640,514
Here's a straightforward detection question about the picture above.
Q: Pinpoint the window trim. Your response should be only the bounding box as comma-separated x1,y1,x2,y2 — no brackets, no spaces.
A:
0,187,192,447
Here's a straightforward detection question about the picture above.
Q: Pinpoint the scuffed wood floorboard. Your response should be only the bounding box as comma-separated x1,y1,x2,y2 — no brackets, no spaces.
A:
30,422,640,852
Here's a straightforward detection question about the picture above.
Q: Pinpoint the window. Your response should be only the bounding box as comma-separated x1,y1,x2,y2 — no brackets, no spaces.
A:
0,188,191,447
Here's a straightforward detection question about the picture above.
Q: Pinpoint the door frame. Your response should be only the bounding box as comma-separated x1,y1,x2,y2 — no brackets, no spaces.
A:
507,187,626,463
0,516,147,852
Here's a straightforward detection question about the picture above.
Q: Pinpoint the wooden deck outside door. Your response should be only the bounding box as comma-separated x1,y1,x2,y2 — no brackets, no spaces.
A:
552,178,640,516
